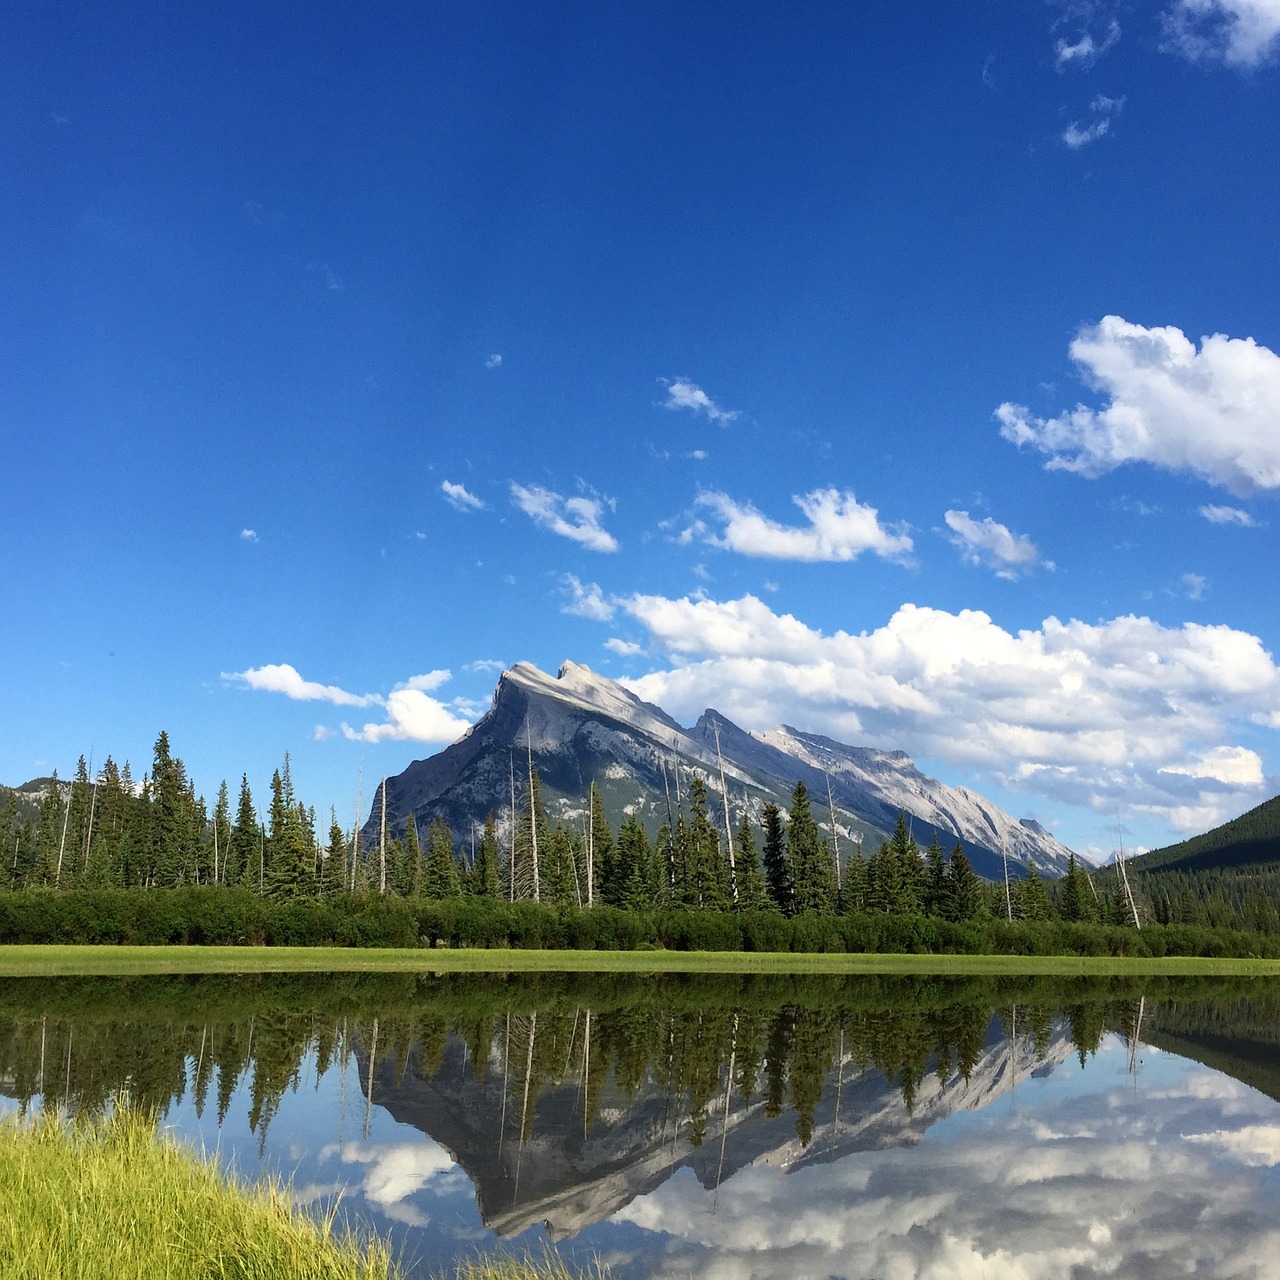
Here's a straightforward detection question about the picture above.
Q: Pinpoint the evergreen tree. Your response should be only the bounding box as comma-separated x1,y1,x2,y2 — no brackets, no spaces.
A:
229,775,258,889
543,824,581,904
400,817,424,897
889,813,923,915
617,813,654,911
734,813,770,911
323,810,347,896
211,781,232,885
787,782,835,914
588,785,615,907
470,812,501,898
923,834,947,917
423,817,462,899
512,766,550,901
683,775,727,910
264,758,313,899
945,845,985,922
761,802,793,915
31,773,62,887
1060,853,1086,922
1018,864,1052,921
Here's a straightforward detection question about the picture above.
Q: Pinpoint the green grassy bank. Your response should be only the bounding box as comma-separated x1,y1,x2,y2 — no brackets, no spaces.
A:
3,943,1280,978
0,1106,394,1280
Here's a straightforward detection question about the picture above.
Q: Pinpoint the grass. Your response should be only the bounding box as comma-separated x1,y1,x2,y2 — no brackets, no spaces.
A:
2,944,1279,978
0,1105,395,1280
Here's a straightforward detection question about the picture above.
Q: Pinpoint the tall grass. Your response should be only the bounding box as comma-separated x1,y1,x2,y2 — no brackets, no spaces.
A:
0,1104,395,1280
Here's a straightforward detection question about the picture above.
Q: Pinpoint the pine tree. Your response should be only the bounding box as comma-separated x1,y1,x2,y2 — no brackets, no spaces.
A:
264,759,313,899
470,812,501,898
588,785,615,907
423,817,462,899
229,775,258,889
684,775,727,910
734,813,770,911
211,780,232,885
618,814,654,911
543,825,580,905
323,810,347,896
945,845,985,922
761,802,793,915
31,773,62,887
1060,853,1085,922
923,834,947,917
1018,864,1051,921
787,782,835,914
889,813,923,915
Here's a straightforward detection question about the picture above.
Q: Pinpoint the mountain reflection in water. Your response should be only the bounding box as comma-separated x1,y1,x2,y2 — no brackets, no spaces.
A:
2,972,1278,1279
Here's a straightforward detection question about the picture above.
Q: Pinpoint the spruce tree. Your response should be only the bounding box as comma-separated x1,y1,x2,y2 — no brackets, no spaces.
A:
923,834,947,917
229,775,258,889
423,817,462,899
684,775,727,910
761,802,793,915
889,813,923,915
471,812,501,898
324,810,348,896
588,785,615,907
945,845,985,922
734,813,769,911
1018,864,1051,921
787,781,835,914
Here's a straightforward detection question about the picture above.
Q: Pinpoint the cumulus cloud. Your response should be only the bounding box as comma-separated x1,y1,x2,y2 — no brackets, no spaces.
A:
997,316,1280,495
323,1140,459,1210
485,353,503,368
1199,504,1257,526
1062,94,1124,148
240,528,258,543
944,510,1051,578
560,574,615,621
1162,0,1280,67
223,663,381,708
1181,572,1208,600
510,483,618,553
660,377,740,424
604,637,644,656
341,672,472,745
615,592,1280,829
691,488,913,563
441,480,485,512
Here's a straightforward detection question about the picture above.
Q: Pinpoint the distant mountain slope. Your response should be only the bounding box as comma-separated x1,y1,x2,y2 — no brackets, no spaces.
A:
1130,795,1280,875
368,662,1075,880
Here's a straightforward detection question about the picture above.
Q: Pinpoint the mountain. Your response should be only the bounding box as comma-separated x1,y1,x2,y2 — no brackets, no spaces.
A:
1127,794,1280,875
368,661,1075,880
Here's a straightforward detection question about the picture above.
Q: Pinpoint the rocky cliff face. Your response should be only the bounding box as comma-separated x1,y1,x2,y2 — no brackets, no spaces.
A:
366,661,1075,879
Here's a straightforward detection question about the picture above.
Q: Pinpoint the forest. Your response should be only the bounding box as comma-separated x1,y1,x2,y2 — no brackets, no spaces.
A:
1,731,1277,955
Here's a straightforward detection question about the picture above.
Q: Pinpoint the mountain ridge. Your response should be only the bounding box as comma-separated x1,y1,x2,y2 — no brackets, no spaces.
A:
367,661,1076,879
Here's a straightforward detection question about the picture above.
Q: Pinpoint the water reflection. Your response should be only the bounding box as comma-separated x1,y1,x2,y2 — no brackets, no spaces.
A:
2,972,1278,1278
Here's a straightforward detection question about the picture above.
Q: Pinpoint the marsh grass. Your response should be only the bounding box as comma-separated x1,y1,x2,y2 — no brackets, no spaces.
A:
0,1104,395,1280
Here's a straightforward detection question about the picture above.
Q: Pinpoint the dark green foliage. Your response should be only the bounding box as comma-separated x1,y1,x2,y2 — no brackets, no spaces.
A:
945,846,985,922
787,782,836,915
470,812,501,898
761,802,793,915
734,813,770,911
423,817,462,900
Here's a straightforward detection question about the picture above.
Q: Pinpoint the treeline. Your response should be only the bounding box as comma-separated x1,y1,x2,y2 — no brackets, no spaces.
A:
2,731,1274,943
2,886,1278,958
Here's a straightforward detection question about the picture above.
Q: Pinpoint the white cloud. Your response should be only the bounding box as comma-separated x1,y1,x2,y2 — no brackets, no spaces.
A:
660,377,740,424
510,483,618,553
441,480,485,512
342,676,472,745
1184,1125,1280,1166
1162,0,1280,67
1199,504,1257,526
560,574,616,621
944,510,1050,579
1181,572,1208,600
223,663,381,708
617,592,1280,829
463,659,506,674
240,528,258,543
605,638,644,656
1056,20,1122,68
692,487,913,563
485,353,502,368
997,316,1280,495
1062,94,1124,149
312,725,331,742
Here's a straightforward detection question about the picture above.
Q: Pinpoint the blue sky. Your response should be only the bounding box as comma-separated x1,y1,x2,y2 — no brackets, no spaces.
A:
4,0,1280,858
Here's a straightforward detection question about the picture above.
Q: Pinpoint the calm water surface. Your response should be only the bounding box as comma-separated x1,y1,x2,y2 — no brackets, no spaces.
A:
2,971,1279,1279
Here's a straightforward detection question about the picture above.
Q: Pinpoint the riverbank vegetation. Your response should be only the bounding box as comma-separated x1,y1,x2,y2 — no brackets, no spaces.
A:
0,1104,394,1280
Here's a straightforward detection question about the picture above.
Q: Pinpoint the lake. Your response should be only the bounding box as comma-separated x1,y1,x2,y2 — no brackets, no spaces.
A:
2,970,1279,1278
